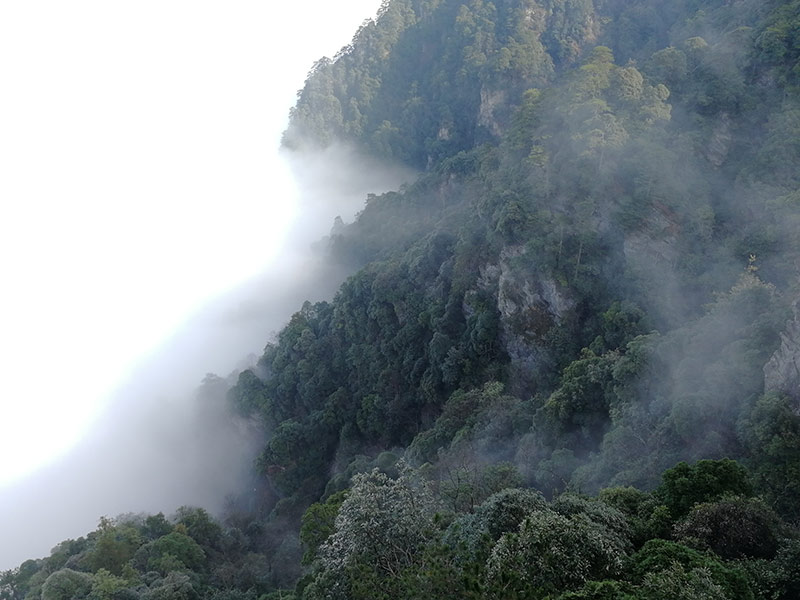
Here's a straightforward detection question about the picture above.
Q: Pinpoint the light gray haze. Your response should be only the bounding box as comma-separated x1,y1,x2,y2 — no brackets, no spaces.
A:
0,0,417,571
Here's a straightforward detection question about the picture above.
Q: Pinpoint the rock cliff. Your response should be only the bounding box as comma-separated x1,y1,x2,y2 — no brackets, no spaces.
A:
764,297,800,408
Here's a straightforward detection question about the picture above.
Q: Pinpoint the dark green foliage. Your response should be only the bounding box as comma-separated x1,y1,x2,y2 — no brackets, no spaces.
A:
485,507,630,597
741,393,800,521
727,539,800,600
597,486,671,546
40,569,93,600
8,462,794,600
205,590,259,600
173,507,223,554
673,496,782,559
233,232,511,501
141,514,172,541
593,302,649,353
538,350,620,451
444,487,549,564
656,459,753,518
284,0,603,166
637,562,730,599
629,540,755,600
0,560,40,600
408,381,528,466
772,539,800,599
137,531,206,574
141,572,200,600
303,467,439,600
558,580,637,599
551,494,633,550
754,1,800,89
436,462,523,514
299,491,347,565
86,518,142,575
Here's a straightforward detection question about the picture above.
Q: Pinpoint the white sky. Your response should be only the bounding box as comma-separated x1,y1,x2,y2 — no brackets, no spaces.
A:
0,1,383,486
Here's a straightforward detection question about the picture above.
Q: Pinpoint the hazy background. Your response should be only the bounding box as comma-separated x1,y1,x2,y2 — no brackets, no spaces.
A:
0,0,414,570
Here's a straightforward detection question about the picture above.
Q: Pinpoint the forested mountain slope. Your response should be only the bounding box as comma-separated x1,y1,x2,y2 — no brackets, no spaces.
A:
4,1,800,599
276,0,800,511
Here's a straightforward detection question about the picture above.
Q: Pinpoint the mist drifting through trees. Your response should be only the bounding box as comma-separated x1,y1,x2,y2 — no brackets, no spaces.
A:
3,0,800,599
0,0,396,570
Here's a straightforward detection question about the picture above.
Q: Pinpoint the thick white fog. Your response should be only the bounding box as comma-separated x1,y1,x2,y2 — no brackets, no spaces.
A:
0,0,413,570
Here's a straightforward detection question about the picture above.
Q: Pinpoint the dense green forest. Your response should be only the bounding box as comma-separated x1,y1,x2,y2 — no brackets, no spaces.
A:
4,0,800,598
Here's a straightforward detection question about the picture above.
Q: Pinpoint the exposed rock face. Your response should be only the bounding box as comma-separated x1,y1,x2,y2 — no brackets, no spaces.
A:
764,298,800,408
622,204,685,324
706,112,733,167
477,244,575,394
331,215,345,236
478,86,507,138
622,207,679,267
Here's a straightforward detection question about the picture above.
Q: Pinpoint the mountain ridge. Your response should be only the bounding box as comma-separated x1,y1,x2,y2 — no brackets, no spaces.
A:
4,1,800,598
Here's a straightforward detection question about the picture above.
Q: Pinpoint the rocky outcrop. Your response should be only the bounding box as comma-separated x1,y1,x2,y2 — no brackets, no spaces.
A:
622,204,685,324
622,206,679,267
764,298,800,408
478,86,508,138
706,112,733,167
476,244,575,394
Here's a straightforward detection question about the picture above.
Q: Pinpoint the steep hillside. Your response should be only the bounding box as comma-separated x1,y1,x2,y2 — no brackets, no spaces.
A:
267,0,800,504
4,1,800,599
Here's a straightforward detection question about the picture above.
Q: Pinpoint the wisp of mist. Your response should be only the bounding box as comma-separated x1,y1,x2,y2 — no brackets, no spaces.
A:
0,145,412,573
0,0,413,571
